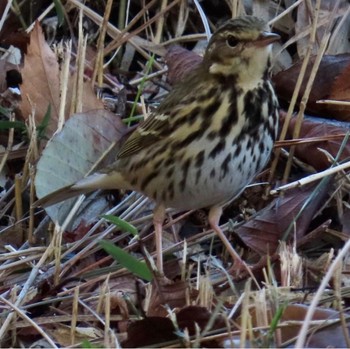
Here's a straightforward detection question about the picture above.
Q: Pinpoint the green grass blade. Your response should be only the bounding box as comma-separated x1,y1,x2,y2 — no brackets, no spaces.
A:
52,0,65,26
0,120,26,131
100,240,153,281
102,215,138,237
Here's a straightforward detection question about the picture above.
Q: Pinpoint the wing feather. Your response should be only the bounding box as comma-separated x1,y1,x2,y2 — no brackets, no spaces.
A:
117,112,170,158
117,65,205,159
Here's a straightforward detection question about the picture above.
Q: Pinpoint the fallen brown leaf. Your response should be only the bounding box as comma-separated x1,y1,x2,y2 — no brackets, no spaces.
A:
281,304,350,347
165,45,203,86
236,184,329,256
285,115,350,170
123,305,226,347
20,22,60,134
274,54,350,120
146,280,190,317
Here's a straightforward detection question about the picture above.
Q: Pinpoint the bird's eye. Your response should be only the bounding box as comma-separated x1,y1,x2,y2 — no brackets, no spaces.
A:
226,35,239,47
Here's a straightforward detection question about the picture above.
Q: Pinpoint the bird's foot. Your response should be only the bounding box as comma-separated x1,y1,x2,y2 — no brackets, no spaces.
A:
228,257,254,278
153,268,172,286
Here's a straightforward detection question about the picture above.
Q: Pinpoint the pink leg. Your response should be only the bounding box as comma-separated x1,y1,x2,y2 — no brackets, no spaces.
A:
208,206,245,268
153,205,166,274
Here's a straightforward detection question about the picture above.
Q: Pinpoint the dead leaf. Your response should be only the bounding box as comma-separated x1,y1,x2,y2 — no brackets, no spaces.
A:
177,305,227,334
285,115,350,170
247,303,350,347
122,317,176,347
20,22,60,134
62,220,94,243
165,45,203,86
146,280,190,317
35,109,128,224
274,54,350,120
236,184,329,256
20,23,104,138
0,12,29,54
65,78,104,116
296,0,349,57
330,62,350,101
123,306,226,348
281,304,350,348
47,323,103,347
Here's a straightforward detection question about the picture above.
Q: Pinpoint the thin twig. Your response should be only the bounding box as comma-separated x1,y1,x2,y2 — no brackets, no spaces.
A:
270,160,350,195
0,296,57,348
295,239,350,347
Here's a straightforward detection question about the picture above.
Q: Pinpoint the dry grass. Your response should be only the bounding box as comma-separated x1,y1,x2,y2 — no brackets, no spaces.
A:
0,0,350,347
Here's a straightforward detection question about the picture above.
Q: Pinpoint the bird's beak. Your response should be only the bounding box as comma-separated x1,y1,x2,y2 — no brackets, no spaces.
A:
255,32,280,47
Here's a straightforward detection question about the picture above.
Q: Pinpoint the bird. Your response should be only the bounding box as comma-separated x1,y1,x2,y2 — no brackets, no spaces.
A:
35,16,280,274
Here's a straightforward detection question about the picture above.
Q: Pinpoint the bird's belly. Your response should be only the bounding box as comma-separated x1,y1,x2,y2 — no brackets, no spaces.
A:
164,167,248,210
168,138,273,209
125,131,274,211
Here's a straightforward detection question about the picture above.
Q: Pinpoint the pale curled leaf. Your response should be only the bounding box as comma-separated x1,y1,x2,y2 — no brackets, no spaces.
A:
295,0,349,58
35,109,127,223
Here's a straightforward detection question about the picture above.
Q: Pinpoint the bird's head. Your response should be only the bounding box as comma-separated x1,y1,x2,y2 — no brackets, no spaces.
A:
204,16,280,82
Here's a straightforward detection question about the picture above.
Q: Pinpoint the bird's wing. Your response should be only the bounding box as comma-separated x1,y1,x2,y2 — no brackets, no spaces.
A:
117,66,204,159
117,109,171,158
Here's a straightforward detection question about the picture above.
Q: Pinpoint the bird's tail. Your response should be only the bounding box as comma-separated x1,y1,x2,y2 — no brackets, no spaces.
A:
33,184,86,208
34,171,129,208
